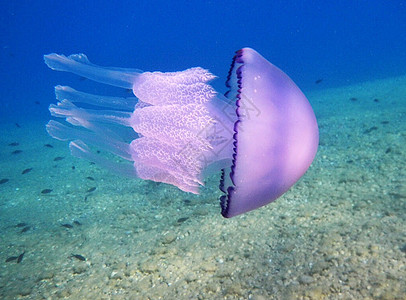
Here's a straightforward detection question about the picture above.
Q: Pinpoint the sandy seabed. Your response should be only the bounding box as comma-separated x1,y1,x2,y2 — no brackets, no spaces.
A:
0,75,405,299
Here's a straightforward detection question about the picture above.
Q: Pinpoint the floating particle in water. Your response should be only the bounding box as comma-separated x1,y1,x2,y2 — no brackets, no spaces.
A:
22,168,33,174
0,178,9,184
41,189,53,194
71,254,86,261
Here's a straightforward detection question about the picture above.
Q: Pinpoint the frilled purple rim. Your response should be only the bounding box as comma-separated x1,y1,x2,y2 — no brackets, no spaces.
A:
219,49,244,217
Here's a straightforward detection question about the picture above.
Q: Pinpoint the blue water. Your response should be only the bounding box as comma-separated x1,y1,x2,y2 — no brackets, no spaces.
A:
0,0,405,124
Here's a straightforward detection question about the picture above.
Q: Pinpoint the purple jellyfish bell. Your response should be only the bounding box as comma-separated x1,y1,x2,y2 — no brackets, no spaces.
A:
44,48,318,218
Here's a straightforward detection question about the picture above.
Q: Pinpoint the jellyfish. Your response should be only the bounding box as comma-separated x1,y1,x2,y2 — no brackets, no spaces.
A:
44,48,318,218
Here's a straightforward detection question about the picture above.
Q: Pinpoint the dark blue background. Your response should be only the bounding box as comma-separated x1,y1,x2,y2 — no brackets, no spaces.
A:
1,0,405,123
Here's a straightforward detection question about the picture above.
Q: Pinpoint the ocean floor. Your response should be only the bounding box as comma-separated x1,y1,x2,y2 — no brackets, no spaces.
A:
0,75,405,299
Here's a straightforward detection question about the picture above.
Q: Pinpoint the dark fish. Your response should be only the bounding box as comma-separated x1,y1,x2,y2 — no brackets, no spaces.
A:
8,142,19,146
41,189,53,194
17,251,25,263
373,98,379,102
5,256,18,262
177,217,189,223
44,144,54,148
20,226,30,233
61,223,73,228
16,222,28,227
86,176,95,181
363,126,378,134
15,123,21,128
0,178,9,184
73,220,82,226
79,76,87,81
22,168,33,174
350,97,358,102
71,254,86,261
11,150,22,154
381,120,389,124
71,166,75,170
53,156,65,161
34,101,40,105
86,187,96,193
315,79,323,84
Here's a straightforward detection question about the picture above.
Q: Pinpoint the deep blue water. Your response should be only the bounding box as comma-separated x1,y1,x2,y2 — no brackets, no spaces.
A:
0,0,405,124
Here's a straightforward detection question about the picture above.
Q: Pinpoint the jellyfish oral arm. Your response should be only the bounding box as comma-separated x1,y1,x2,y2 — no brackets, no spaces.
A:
44,53,141,89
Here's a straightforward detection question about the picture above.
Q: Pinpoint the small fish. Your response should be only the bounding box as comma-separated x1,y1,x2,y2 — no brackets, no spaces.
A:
86,187,96,193
11,150,22,154
73,220,82,226
61,223,73,228
22,168,33,174
363,126,378,134
315,79,323,84
53,156,65,161
44,144,54,148
350,97,358,102
34,101,40,105
41,189,53,194
17,251,25,263
86,176,95,181
0,178,9,184
16,222,28,227
373,98,379,103
5,256,18,262
15,123,21,128
8,142,19,146
20,226,30,233
177,217,189,223
71,254,86,261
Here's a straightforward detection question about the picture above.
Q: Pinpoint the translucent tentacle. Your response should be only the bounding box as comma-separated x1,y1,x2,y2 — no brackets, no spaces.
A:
44,53,141,89
55,85,137,110
69,140,137,178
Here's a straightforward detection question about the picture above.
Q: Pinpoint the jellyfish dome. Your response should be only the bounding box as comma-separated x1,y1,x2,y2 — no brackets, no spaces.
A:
44,48,318,218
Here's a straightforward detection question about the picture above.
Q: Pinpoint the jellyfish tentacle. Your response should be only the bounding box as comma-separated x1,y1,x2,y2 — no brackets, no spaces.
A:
55,85,137,110
44,53,141,89
69,140,137,178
